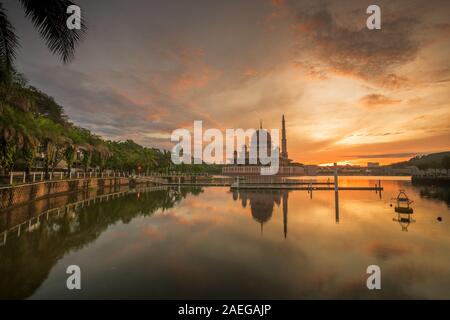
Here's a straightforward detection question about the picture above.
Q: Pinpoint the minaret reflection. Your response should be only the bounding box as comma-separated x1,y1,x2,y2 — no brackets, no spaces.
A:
335,188,340,224
231,189,289,238
283,191,288,238
334,163,340,224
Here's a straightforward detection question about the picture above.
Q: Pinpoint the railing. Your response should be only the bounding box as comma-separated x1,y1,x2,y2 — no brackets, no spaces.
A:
0,171,178,187
133,175,168,184
0,171,134,187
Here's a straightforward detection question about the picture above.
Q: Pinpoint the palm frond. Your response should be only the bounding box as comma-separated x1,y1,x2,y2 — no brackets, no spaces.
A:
19,0,86,63
0,3,19,75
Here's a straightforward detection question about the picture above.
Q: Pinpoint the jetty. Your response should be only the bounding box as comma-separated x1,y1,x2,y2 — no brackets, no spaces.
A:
230,185,382,191
229,163,383,192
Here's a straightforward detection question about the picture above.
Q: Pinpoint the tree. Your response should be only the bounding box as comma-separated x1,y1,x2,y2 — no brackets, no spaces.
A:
157,150,173,173
0,105,39,173
141,148,158,174
63,126,86,176
417,163,429,174
19,115,40,174
27,86,67,123
432,160,442,176
93,142,111,173
81,145,92,172
442,156,450,176
36,117,66,177
0,0,86,78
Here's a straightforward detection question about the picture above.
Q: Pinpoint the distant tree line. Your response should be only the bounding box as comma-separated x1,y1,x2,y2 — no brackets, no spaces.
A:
393,152,450,175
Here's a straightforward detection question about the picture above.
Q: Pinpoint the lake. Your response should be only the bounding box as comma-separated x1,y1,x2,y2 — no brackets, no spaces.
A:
1,177,449,299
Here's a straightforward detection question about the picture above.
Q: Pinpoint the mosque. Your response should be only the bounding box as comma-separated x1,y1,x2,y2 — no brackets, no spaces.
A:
222,115,312,176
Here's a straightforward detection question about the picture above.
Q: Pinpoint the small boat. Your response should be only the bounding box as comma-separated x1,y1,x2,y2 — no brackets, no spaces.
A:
393,190,414,214
391,190,415,231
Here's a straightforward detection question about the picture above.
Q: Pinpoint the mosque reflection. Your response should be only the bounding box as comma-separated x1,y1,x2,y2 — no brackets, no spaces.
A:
232,189,289,237
231,188,341,238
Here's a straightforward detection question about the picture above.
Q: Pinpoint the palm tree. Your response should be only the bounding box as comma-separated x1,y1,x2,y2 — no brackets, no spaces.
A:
0,0,86,77
63,126,84,176
19,113,40,174
0,107,18,172
80,144,93,172
95,143,112,174
0,105,39,173
141,148,158,175
158,150,172,173
36,117,66,177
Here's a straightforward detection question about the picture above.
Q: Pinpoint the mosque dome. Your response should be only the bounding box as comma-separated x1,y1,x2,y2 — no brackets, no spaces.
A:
249,124,272,164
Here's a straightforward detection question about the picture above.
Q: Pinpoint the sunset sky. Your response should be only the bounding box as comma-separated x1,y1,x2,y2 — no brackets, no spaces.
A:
5,0,450,165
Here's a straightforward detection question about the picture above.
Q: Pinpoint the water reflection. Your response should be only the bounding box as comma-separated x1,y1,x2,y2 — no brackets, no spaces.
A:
232,189,290,237
418,186,450,207
229,183,446,235
1,178,450,299
0,186,202,299
232,188,342,235
335,188,339,224
393,212,416,232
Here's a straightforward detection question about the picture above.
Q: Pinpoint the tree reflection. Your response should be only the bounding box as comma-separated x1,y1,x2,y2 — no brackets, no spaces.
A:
418,186,450,208
0,187,202,299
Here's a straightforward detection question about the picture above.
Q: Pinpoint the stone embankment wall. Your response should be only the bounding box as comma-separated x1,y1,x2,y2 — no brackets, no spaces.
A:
0,177,130,210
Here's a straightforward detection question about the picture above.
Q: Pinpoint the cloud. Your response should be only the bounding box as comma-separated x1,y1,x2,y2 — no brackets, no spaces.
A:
271,0,284,6
8,0,450,165
359,94,401,108
26,66,189,148
290,3,421,87
243,68,259,78
161,44,219,96
347,152,419,159
171,65,215,94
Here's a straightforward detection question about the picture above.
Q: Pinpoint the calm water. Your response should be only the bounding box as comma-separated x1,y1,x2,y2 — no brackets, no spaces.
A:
1,177,450,299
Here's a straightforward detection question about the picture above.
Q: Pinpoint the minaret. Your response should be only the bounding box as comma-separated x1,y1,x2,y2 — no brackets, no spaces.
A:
281,115,288,160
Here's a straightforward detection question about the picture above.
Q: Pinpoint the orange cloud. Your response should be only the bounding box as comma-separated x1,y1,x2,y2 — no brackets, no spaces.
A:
271,0,284,6
359,94,401,108
243,68,258,78
172,66,212,93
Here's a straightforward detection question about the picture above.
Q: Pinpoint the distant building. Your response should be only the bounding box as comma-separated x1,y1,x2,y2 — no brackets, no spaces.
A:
367,162,380,168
